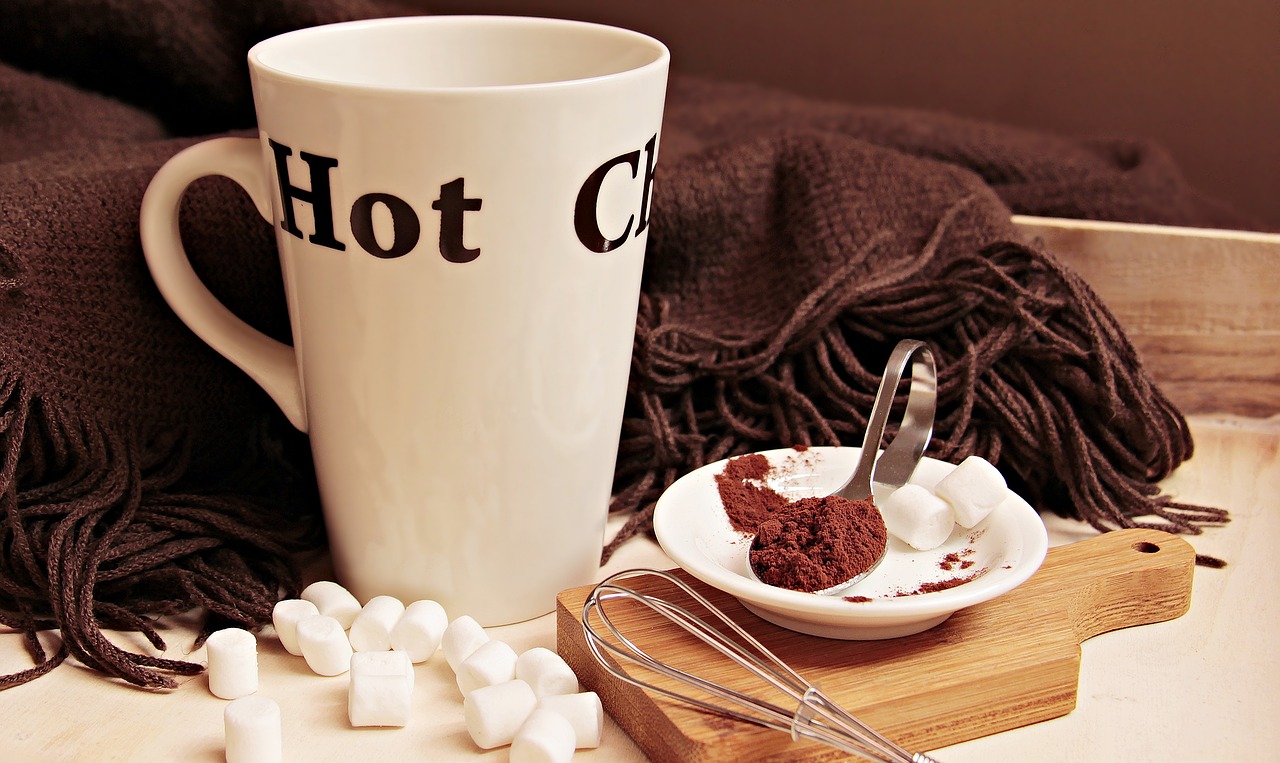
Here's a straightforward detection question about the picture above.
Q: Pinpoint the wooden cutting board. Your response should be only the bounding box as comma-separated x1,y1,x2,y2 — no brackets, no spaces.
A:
555,527,1195,762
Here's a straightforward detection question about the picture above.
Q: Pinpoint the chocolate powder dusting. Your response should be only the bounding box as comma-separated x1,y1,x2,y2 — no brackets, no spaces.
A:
715,454,790,532
940,548,977,571
749,495,887,593
722,452,771,481
899,571,984,595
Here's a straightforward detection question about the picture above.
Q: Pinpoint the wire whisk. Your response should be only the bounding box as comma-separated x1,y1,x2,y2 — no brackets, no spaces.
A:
581,568,940,763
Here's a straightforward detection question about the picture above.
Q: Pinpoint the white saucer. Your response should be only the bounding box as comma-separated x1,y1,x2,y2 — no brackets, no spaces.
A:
652,446,1049,639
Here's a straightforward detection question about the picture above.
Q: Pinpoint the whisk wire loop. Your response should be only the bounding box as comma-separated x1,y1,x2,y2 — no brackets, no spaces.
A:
586,582,802,728
581,569,940,763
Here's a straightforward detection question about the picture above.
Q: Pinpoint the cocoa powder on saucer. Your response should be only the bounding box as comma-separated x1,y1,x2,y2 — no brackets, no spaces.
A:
714,454,789,532
897,571,983,595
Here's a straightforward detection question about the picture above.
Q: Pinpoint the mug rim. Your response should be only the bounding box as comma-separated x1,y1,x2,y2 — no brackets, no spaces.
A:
246,15,670,94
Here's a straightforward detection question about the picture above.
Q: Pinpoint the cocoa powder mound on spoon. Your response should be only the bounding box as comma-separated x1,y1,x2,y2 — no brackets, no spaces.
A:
715,453,888,593
750,495,887,593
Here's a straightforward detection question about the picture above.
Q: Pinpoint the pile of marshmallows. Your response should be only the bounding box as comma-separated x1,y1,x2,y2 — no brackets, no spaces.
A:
207,580,602,763
878,455,1009,551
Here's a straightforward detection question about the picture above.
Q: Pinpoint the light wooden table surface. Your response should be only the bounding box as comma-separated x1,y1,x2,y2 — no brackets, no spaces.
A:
3,219,1277,761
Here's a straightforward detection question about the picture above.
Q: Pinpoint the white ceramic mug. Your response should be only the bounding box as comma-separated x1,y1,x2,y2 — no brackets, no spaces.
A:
139,16,669,625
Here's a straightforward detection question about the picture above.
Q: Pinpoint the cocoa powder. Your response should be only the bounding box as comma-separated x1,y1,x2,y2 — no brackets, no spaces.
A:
715,454,888,593
897,571,983,595
714,454,789,533
939,548,976,571
750,495,887,593
722,452,772,481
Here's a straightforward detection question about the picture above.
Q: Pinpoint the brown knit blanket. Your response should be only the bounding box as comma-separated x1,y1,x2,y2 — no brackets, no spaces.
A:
1,1,1247,690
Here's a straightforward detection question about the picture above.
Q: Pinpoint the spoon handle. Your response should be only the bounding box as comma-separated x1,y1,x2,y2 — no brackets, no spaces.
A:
841,340,937,500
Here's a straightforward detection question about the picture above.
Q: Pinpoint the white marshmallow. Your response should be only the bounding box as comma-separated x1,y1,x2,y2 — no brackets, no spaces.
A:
935,455,1009,528
271,599,318,656
296,614,354,676
299,581,362,629
348,650,415,727
390,599,448,663
463,679,538,749
457,639,518,696
880,483,955,551
511,708,576,763
442,615,490,673
515,647,580,698
224,695,281,763
205,628,258,700
537,692,604,749
349,595,406,652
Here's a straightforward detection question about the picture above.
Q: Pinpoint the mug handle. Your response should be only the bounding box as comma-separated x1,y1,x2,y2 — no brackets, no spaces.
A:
139,137,308,432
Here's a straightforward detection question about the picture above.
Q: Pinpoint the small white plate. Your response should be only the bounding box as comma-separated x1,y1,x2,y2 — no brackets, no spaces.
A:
653,446,1048,639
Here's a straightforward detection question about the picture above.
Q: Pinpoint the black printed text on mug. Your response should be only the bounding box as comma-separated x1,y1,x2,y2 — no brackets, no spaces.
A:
267,136,657,261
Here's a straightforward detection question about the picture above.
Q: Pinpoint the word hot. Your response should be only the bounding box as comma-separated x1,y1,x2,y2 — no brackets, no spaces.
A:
267,135,658,262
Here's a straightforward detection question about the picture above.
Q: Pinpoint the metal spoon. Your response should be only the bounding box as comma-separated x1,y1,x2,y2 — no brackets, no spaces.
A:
748,339,937,595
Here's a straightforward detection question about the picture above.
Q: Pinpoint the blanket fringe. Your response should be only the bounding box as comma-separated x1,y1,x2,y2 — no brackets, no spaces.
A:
605,218,1228,564
0,369,316,690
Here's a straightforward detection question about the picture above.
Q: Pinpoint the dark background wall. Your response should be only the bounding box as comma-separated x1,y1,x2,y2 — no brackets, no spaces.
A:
420,0,1279,228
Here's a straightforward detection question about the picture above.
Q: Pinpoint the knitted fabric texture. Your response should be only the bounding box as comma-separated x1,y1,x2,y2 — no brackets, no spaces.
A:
0,1,1248,689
